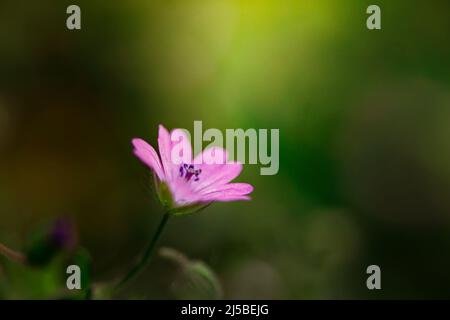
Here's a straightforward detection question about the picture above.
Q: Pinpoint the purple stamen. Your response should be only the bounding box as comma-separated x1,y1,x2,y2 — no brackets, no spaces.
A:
179,163,202,182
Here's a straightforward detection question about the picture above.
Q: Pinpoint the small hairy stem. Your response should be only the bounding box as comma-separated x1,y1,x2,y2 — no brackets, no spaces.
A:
0,242,26,264
114,212,170,293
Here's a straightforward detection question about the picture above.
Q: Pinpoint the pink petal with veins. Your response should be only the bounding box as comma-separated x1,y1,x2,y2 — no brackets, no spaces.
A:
170,128,192,165
158,125,174,181
132,138,165,181
199,183,254,197
192,162,243,193
194,147,228,165
200,194,251,202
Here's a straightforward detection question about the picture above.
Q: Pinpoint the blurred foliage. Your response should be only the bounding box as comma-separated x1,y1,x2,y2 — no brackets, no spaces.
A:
26,218,77,266
160,247,223,300
0,219,91,299
1,0,450,299
0,256,64,299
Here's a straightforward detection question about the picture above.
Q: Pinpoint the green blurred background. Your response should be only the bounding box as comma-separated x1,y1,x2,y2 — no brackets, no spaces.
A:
1,0,450,299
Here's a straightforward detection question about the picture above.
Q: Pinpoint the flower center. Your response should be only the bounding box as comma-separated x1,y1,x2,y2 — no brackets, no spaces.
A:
179,163,202,182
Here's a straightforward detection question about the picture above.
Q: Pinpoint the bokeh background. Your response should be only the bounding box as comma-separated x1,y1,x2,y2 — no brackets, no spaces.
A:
1,0,450,299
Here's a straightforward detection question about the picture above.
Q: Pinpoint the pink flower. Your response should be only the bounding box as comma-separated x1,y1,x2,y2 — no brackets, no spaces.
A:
132,125,253,215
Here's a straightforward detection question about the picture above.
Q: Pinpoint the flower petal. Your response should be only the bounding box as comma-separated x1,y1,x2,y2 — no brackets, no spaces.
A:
192,162,243,193
158,125,174,181
193,147,228,165
169,178,203,206
197,182,253,202
132,138,165,180
199,194,251,202
199,183,254,197
170,129,192,165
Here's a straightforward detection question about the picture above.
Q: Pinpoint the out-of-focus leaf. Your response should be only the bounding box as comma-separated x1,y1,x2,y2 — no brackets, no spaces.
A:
25,218,77,267
160,247,223,300
0,255,64,299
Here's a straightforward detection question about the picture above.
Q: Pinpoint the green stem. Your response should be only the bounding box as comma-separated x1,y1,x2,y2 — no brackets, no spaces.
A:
114,212,170,292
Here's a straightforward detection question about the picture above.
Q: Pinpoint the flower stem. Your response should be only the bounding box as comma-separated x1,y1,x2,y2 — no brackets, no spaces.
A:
114,212,170,292
0,242,26,264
